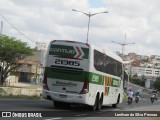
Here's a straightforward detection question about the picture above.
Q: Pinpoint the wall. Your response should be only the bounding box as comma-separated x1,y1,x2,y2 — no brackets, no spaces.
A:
0,86,42,97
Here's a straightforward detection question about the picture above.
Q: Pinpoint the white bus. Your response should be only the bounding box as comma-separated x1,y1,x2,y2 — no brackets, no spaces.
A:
42,40,127,111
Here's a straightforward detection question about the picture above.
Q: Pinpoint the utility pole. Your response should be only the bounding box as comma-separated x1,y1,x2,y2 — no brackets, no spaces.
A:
111,34,135,55
72,9,108,43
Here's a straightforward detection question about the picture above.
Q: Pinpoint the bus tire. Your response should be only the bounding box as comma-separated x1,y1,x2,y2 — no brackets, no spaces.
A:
90,95,98,111
112,103,117,108
97,94,103,111
112,94,120,108
53,101,60,107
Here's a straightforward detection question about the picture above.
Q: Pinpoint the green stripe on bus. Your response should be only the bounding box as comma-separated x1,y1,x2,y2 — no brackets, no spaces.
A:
88,72,104,85
112,78,121,87
45,67,87,82
45,67,121,87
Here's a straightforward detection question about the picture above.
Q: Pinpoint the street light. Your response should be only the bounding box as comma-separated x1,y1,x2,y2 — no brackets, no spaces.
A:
72,9,108,43
111,34,135,55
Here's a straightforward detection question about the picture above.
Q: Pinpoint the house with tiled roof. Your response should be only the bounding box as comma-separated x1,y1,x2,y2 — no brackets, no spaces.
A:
9,50,45,84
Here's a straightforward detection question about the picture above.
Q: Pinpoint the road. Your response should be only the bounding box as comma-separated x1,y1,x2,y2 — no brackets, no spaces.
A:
0,97,159,120
0,83,159,120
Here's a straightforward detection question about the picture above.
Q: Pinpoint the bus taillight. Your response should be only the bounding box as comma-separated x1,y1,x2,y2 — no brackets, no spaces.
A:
86,43,90,47
80,79,89,94
43,73,49,90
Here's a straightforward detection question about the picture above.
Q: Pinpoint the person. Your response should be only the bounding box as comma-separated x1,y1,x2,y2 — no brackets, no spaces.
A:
135,90,140,96
135,90,140,101
128,88,134,98
151,90,158,100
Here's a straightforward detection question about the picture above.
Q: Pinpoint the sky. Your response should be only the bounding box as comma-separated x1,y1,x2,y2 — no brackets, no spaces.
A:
0,0,160,56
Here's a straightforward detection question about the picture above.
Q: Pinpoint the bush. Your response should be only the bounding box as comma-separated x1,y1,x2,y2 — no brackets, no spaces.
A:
153,77,160,91
130,77,145,87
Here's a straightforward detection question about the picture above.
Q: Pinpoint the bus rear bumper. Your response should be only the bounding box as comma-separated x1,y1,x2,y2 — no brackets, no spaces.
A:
42,89,90,105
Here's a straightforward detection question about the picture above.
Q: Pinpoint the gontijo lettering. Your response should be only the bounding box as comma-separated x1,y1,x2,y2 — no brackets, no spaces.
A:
50,48,75,54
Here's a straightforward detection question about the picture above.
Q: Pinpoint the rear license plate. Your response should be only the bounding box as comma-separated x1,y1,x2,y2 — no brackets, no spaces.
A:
59,94,67,98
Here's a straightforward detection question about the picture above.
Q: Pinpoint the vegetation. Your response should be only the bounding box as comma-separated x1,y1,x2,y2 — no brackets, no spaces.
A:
130,77,145,87
0,35,33,85
153,77,160,91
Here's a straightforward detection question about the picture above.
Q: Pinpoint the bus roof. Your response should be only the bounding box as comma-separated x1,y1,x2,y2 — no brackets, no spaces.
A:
49,40,123,63
91,45,123,63
50,40,90,47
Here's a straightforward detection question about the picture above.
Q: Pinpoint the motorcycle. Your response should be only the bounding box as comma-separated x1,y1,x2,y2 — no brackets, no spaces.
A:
150,94,156,103
128,97,132,104
135,96,139,103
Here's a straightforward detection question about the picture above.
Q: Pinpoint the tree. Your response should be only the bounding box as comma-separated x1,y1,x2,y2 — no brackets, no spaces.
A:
153,77,160,91
0,35,33,85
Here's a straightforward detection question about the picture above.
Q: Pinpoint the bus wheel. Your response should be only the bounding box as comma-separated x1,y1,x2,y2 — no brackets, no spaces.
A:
112,95,120,108
112,103,117,108
90,95,98,111
97,95,103,111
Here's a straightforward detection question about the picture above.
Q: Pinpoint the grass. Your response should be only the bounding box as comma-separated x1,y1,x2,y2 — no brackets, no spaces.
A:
123,93,128,101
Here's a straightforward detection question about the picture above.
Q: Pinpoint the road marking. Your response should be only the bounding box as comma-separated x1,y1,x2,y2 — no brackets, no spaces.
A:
44,117,62,120
75,114,87,117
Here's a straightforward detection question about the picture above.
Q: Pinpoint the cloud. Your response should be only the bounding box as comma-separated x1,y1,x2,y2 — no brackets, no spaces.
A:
0,0,160,56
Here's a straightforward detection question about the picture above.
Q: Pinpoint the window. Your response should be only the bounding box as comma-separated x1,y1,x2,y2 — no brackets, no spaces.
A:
94,50,122,77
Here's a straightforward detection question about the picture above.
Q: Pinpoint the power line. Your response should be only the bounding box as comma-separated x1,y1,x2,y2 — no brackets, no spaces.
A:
0,12,36,43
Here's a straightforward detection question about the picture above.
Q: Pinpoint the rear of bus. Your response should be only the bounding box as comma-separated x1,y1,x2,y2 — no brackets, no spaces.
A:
42,40,90,105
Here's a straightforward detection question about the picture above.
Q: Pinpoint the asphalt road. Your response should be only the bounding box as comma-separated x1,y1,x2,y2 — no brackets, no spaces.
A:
0,95,159,120
0,83,159,120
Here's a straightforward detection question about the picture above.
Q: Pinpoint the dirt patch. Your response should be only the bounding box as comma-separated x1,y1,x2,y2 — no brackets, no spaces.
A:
142,89,152,94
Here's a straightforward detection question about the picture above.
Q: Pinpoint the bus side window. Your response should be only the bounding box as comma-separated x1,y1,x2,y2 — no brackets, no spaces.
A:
117,63,122,77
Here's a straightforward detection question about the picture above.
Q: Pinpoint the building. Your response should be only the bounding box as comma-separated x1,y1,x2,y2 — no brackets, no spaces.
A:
121,53,160,80
131,67,160,79
131,60,141,67
9,50,45,84
150,55,160,68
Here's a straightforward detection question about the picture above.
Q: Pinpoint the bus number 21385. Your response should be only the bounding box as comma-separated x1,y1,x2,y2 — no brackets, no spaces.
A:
55,59,80,66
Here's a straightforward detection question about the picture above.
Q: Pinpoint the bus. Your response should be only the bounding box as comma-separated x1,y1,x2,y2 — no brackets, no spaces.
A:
42,40,127,111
